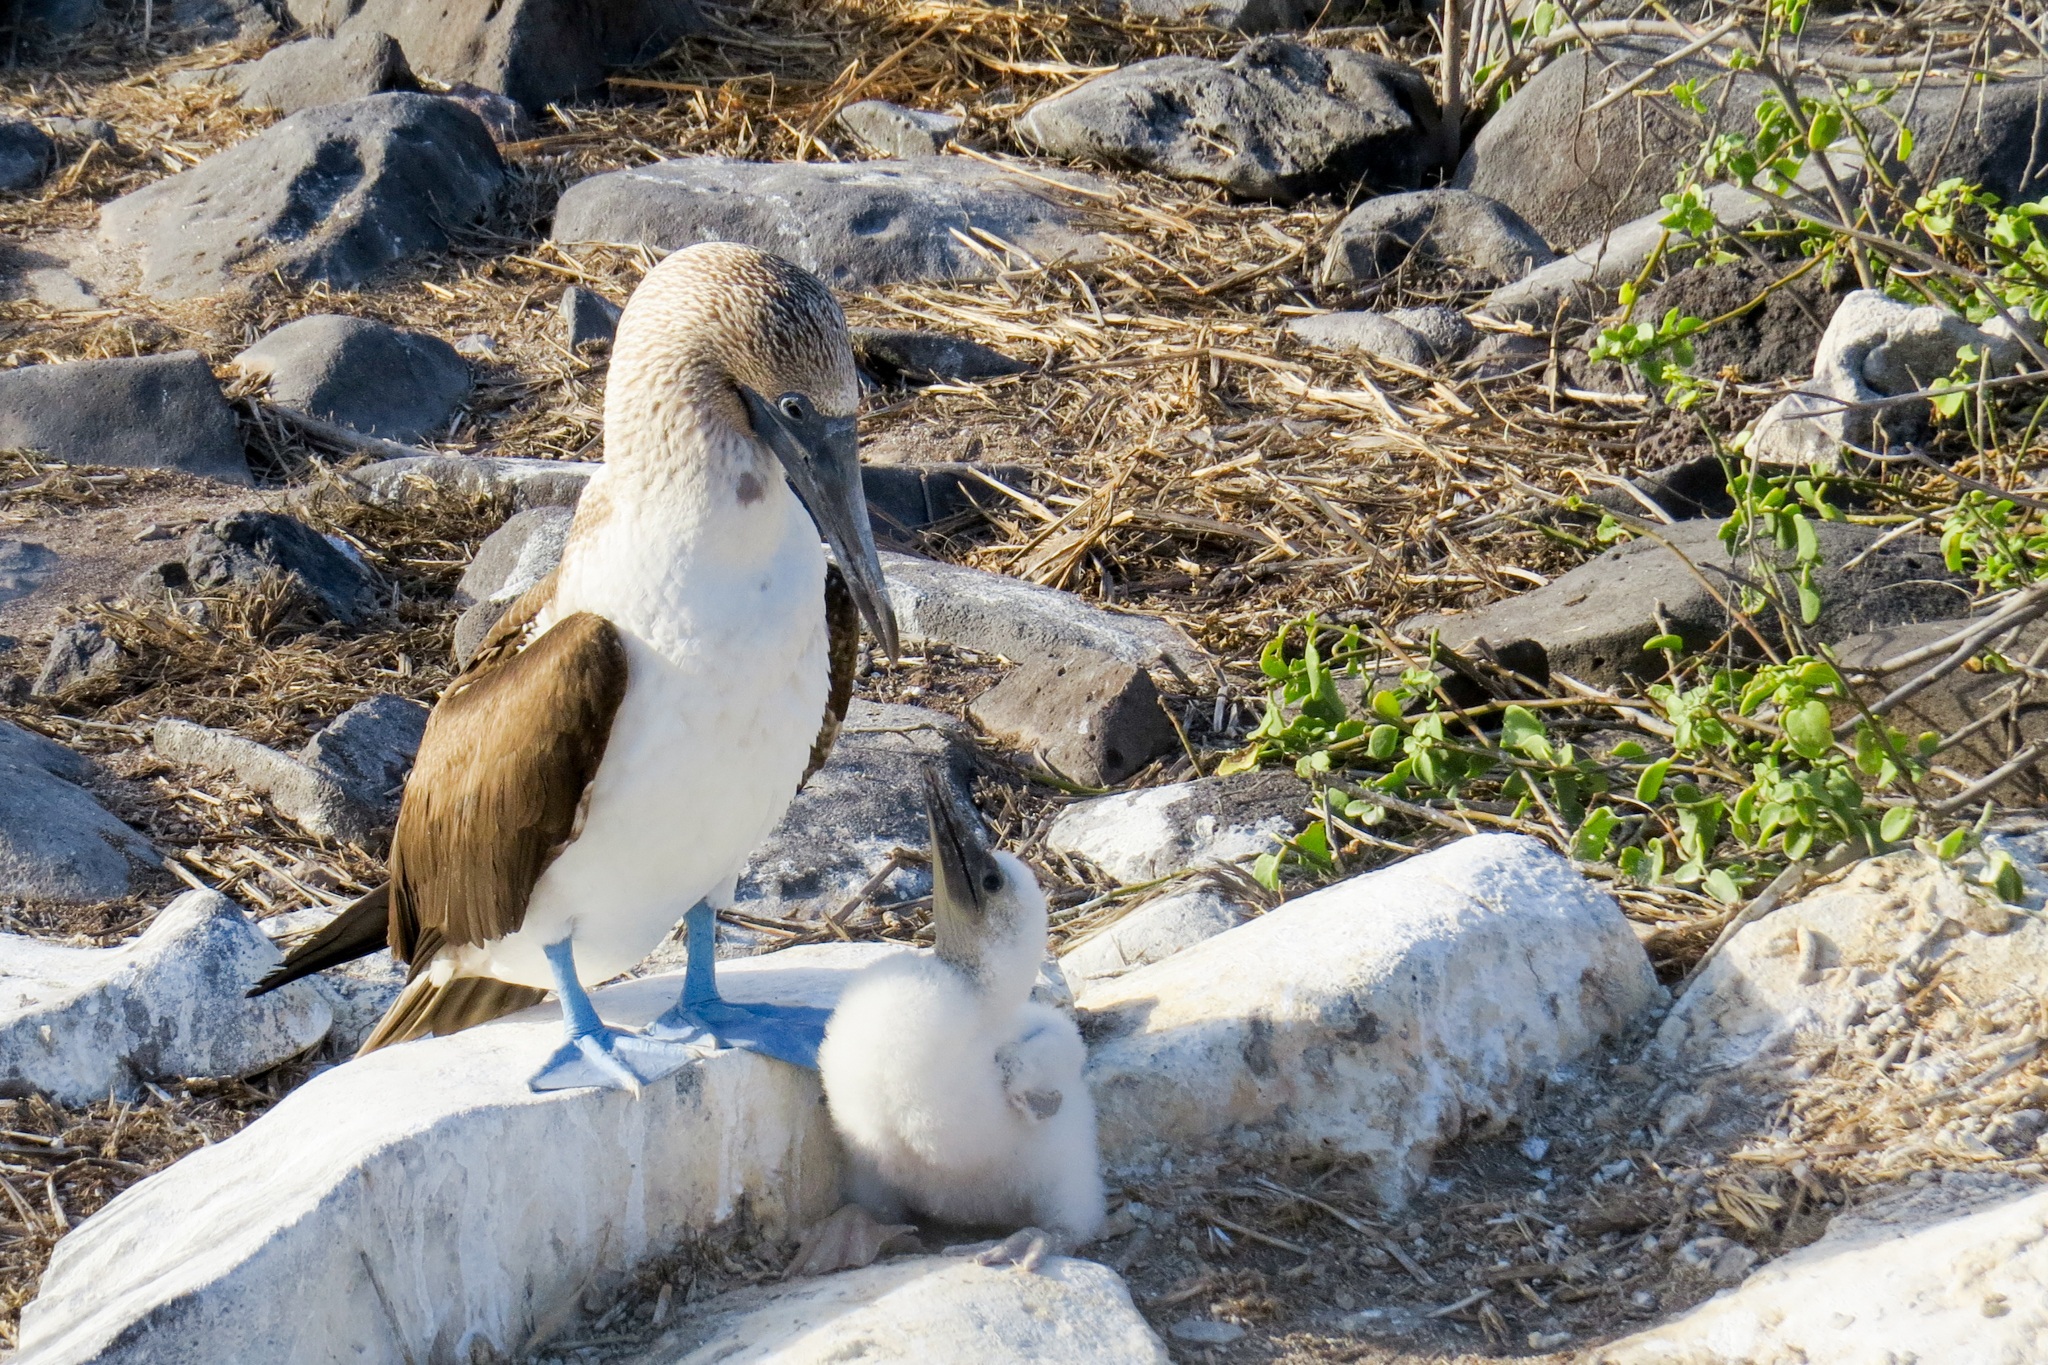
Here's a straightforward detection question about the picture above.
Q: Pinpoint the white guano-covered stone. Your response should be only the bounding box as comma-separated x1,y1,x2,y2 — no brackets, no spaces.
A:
0,889,330,1103
631,1254,1169,1363
1060,884,1250,1001
1047,770,1305,884
18,948,884,1365
1599,1173,2048,1365
1081,834,1659,1204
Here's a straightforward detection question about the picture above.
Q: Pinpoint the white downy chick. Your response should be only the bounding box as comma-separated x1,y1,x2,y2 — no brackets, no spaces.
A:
819,768,1104,1266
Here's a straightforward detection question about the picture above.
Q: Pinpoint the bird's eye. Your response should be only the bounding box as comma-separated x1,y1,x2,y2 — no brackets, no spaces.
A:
778,394,807,421
982,871,1003,893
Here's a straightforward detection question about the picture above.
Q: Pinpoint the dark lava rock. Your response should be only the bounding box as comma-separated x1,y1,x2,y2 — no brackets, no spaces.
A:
234,30,418,114
291,0,704,113
851,328,1030,386
1017,39,1438,203
99,93,503,300
970,653,1180,787
0,351,249,484
234,314,470,443
0,121,55,192
860,463,1031,542
1318,188,1554,297
1406,518,1973,685
32,621,125,697
559,286,622,352
183,512,384,628
551,156,1109,291
299,693,429,817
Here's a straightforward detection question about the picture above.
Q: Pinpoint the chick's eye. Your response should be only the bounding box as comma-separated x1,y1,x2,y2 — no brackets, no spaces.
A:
778,394,807,421
982,871,1003,893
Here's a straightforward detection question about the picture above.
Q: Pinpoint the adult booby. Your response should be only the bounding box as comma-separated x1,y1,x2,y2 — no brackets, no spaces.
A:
817,770,1104,1268
252,243,898,1091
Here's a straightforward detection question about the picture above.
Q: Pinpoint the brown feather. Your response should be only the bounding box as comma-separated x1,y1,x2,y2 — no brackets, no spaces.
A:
804,561,860,787
387,605,628,959
356,974,548,1055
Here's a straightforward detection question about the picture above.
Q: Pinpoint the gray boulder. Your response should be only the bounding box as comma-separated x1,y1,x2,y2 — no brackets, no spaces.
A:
99,93,503,300
346,453,595,511
1117,0,1361,32
1405,517,1972,685
0,351,249,483
551,156,1110,290
0,720,157,904
851,327,1029,386
1389,305,1477,359
0,539,57,609
32,620,124,696
184,511,384,628
1285,311,1434,367
298,694,429,819
0,121,54,192
836,100,961,158
451,504,574,665
294,0,705,113
0,890,330,1103
1318,188,1553,295
559,285,621,351
235,314,470,444
861,462,1030,545
1048,770,1306,884
154,719,384,843
1016,40,1437,203
232,30,417,113
8,0,101,37
884,550,1209,679
40,116,117,150
969,653,1180,787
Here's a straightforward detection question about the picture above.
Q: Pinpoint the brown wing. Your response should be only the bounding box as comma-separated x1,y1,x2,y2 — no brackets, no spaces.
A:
385,596,628,965
802,560,860,787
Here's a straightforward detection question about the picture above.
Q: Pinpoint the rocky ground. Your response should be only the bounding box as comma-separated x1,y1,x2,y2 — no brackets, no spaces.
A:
3,0,2047,1360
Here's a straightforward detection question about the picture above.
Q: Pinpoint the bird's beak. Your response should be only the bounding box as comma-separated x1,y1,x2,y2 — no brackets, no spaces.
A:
924,764,990,930
738,386,901,660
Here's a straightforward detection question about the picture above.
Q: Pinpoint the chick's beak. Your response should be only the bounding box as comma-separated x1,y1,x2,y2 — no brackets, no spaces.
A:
739,385,901,660
924,765,987,927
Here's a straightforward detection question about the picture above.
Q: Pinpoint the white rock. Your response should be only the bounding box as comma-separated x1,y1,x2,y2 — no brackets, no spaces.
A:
0,889,330,1104
1599,1173,2048,1364
1080,834,1659,1204
1750,289,2023,467
1655,848,2048,1072
19,946,889,1365
883,550,1209,679
630,1254,1168,1363
1059,884,1250,1001
345,453,596,510
1047,771,1305,884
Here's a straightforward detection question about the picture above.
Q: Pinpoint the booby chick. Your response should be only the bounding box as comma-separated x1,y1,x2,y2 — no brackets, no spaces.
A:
250,243,899,1091
818,769,1104,1268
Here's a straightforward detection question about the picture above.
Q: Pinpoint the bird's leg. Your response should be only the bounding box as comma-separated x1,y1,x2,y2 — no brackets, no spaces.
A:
528,937,697,1093
644,899,833,1069
972,1227,1062,1274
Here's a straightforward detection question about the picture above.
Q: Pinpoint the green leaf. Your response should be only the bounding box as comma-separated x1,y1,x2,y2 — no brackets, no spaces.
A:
1643,633,1684,653
1636,757,1673,804
1573,806,1619,862
1610,740,1648,760
1617,845,1647,878
1703,867,1741,903
1880,806,1915,843
1991,851,2027,904
1784,698,1834,758
1370,689,1405,723
1252,850,1283,891
1367,724,1401,760
1214,747,1262,777
1500,705,1546,757
1938,826,1972,861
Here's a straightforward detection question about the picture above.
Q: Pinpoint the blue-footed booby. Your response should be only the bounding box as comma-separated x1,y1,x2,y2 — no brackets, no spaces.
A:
817,769,1105,1269
251,242,898,1091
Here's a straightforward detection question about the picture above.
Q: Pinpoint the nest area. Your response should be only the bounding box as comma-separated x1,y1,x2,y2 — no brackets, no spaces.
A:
4,0,2048,1356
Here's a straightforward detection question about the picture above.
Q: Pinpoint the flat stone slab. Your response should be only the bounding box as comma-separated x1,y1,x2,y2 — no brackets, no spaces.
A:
631,1254,1168,1363
883,551,1208,679
1080,834,1659,1203
551,157,1111,290
0,889,330,1104
1599,1173,2048,1364
347,454,596,510
0,351,249,483
154,718,384,843
98,92,503,299
18,948,885,1365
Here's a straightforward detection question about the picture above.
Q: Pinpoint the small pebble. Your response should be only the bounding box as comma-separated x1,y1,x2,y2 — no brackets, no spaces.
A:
1519,1136,1550,1162
1528,1330,1571,1349
1169,1318,1246,1344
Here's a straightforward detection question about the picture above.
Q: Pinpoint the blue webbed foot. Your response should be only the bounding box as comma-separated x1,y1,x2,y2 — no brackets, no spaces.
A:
528,1026,702,1093
645,997,831,1070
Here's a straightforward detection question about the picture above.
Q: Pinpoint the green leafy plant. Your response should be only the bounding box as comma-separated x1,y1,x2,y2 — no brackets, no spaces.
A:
1940,490,2048,592
1720,470,1844,625
1589,291,1708,409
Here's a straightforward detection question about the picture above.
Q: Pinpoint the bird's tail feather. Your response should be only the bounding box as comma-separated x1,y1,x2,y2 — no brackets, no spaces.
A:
357,973,548,1056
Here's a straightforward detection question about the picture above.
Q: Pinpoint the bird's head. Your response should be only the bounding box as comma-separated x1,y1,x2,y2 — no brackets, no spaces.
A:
923,766,1047,994
611,242,899,659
